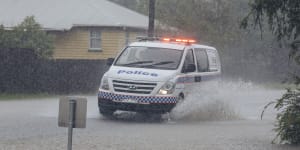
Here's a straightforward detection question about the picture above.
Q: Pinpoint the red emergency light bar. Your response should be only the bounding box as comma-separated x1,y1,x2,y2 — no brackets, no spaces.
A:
163,38,196,44
137,36,197,44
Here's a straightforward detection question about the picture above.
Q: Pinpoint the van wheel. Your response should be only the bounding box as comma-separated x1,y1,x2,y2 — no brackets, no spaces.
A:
99,107,115,118
178,94,184,103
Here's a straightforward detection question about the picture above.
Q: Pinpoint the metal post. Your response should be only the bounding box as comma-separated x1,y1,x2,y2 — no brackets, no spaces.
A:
68,100,76,150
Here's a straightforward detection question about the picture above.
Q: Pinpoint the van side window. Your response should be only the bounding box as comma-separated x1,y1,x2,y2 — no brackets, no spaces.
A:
182,49,195,73
195,48,209,72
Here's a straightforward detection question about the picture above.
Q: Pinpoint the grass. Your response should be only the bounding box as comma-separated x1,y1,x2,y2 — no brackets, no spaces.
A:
0,92,98,101
0,93,58,101
262,82,299,90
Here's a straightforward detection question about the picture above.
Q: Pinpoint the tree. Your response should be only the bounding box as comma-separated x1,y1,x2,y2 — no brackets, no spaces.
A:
241,0,300,63
0,16,54,58
242,0,300,144
109,0,241,46
155,0,239,46
241,0,299,40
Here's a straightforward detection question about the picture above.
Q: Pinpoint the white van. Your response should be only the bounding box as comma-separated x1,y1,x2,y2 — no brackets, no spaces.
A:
98,37,221,117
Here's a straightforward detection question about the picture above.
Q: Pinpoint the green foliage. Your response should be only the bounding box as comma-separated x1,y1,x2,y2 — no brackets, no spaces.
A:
0,16,54,58
155,0,240,47
242,0,300,145
110,0,244,47
262,88,300,144
241,0,300,41
241,0,300,64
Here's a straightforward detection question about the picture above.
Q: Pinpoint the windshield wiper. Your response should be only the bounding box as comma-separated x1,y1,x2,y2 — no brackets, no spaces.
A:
151,61,174,66
120,61,153,66
140,61,175,68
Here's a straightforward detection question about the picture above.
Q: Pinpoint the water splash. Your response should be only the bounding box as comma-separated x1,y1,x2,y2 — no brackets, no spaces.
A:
171,80,283,121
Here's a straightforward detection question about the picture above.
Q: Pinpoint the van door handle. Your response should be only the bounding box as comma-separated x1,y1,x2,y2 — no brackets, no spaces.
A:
195,76,201,82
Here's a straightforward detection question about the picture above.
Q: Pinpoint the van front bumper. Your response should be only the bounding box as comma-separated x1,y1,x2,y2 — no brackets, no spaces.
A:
98,90,178,114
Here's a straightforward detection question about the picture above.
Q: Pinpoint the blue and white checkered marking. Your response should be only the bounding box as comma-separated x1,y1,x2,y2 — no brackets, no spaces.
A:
98,91,178,104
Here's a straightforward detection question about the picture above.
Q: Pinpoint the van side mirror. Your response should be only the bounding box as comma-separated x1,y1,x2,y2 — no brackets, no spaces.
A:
183,64,196,73
106,58,114,66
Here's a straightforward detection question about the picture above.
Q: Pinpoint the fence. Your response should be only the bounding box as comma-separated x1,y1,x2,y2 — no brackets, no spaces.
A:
0,48,108,94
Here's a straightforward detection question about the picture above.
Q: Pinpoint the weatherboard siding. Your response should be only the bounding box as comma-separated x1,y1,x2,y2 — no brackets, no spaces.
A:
128,32,141,44
53,28,136,60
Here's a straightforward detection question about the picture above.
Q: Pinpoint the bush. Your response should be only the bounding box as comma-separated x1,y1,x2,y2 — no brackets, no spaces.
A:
262,88,300,144
0,16,54,58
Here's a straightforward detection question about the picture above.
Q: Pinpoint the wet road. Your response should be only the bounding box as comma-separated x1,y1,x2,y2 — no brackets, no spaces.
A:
0,83,299,150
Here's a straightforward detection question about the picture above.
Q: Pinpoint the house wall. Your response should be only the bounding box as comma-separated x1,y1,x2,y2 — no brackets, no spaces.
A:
52,27,145,60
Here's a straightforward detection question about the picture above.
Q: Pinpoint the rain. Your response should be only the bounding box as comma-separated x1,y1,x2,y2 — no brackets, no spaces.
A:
0,0,299,149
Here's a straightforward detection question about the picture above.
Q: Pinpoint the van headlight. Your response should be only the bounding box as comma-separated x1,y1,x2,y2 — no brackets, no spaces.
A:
158,81,175,95
100,76,109,90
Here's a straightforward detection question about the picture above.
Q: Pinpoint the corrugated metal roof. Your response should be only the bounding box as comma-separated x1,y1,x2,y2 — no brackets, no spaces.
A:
0,0,149,30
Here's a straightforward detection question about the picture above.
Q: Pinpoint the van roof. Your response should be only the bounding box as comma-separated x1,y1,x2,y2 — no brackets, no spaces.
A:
129,41,216,51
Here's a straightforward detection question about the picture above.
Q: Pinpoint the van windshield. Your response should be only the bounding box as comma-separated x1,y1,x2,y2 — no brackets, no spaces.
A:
115,46,183,70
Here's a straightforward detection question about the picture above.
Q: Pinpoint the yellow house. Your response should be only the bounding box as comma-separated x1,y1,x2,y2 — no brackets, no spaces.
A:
1,0,148,60
51,27,146,59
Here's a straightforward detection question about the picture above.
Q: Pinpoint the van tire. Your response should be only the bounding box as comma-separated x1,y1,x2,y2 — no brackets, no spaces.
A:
99,107,115,118
178,94,184,103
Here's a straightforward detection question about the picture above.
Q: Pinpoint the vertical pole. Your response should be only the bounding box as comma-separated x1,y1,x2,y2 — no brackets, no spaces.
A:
68,100,76,150
148,0,156,37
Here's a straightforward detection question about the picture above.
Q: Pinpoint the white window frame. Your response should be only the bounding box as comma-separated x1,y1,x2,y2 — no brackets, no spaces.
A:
89,30,102,51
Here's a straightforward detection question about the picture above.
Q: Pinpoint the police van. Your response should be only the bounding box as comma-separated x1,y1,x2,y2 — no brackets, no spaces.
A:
98,37,221,117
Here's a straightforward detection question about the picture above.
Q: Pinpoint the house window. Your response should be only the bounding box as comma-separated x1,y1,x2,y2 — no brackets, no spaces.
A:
89,30,101,51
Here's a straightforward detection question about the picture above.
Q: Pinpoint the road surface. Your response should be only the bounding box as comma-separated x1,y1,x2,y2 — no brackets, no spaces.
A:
0,82,299,150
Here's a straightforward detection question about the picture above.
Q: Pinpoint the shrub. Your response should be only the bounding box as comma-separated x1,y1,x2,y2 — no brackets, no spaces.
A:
0,16,54,58
262,88,300,144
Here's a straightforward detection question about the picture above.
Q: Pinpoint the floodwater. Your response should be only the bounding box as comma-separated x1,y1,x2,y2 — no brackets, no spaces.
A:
36,80,282,121
171,80,282,121
0,80,298,150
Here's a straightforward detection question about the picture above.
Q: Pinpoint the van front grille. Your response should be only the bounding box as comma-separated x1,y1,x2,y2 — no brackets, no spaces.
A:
112,80,157,94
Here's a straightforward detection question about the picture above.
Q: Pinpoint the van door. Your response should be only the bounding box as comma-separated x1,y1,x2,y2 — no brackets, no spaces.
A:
181,49,196,74
181,49,197,96
194,48,209,73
